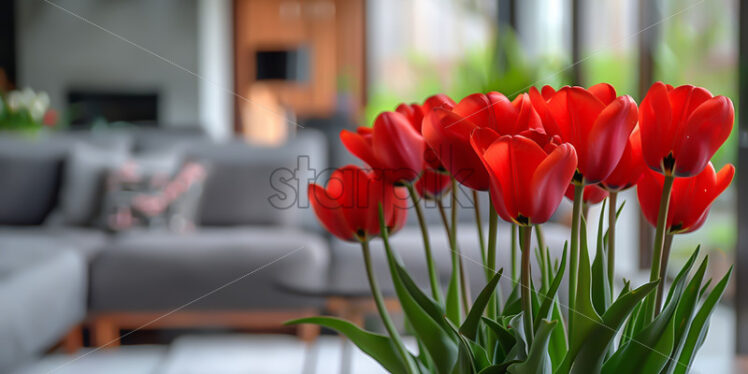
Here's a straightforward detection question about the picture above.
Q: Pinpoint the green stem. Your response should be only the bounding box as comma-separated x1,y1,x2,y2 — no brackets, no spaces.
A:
473,190,488,273
487,196,502,313
406,183,442,302
520,225,534,344
438,199,462,323
655,233,675,313
451,178,471,314
511,224,518,284
568,182,584,333
485,194,500,353
649,174,675,318
535,224,550,293
361,240,417,374
607,191,618,297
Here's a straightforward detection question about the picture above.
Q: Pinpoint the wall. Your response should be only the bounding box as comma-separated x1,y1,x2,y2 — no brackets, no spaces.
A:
197,0,233,139
16,0,200,127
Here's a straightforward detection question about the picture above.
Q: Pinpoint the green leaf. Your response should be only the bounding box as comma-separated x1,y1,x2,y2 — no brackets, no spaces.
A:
446,261,462,325
591,200,611,316
286,316,408,373
384,244,459,374
483,317,517,357
478,363,514,374
502,314,529,364
557,217,603,373
620,300,641,347
672,266,733,374
503,283,522,316
470,340,493,371
662,255,709,374
663,246,701,307
568,281,658,374
394,258,452,332
548,299,568,369
534,247,567,329
602,254,693,374
444,317,476,374
507,319,557,374
634,246,701,337
461,269,504,340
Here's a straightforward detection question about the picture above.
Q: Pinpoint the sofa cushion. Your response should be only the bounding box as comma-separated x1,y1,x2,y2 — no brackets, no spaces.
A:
0,246,87,373
56,143,130,226
89,227,329,311
0,137,69,225
185,130,327,228
0,227,109,260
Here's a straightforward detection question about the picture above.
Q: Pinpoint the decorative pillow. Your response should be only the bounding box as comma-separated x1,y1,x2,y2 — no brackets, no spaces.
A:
55,142,130,226
100,161,207,232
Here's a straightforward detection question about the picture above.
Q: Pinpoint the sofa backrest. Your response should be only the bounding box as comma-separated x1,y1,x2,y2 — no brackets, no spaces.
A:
0,136,68,225
184,130,327,229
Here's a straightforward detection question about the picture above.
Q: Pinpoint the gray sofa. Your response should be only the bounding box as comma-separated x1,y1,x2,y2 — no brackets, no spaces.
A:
0,128,331,372
0,127,569,372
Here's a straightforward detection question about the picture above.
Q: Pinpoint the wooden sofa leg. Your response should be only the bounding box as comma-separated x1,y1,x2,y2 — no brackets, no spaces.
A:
91,318,120,348
62,325,83,354
297,323,320,343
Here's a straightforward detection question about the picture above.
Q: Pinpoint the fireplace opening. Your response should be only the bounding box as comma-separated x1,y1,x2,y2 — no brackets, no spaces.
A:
67,90,159,128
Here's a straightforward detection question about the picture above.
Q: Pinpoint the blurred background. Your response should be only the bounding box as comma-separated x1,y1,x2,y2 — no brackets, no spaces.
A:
0,0,744,373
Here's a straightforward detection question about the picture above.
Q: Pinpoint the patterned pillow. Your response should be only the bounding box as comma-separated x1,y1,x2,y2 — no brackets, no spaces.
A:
101,161,207,232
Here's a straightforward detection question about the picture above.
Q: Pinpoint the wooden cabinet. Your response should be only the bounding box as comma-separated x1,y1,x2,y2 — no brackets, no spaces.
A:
234,0,365,131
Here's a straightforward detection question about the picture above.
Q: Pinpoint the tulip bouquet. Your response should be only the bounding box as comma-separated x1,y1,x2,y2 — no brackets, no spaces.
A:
287,82,734,374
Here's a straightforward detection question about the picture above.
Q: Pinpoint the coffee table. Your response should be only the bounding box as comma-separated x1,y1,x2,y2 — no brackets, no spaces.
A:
277,263,402,374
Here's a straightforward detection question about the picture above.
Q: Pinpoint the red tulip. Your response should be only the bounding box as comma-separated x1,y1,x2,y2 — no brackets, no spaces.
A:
470,128,578,225
395,94,456,133
600,127,646,191
530,83,638,184
422,92,543,190
639,82,734,177
564,184,608,205
309,165,408,242
637,162,734,234
341,111,425,184
414,168,451,199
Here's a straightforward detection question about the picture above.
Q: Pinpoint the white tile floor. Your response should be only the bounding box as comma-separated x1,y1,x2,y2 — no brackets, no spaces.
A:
16,306,735,374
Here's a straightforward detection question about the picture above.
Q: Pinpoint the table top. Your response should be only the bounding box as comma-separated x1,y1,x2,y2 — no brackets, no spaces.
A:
276,270,397,299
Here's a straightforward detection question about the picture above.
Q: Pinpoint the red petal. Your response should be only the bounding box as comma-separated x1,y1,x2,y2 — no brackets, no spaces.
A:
453,93,508,133
340,129,379,168
529,86,562,138
470,132,516,221
423,94,456,113
423,108,489,190
638,82,674,172
395,103,424,132
512,93,543,134
677,163,733,232
415,168,451,199
547,87,606,158
530,143,578,223
672,96,734,176
541,85,556,100
373,111,425,182
309,184,355,241
334,166,381,238
483,136,549,222
387,186,410,234
668,85,712,135
581,95,638,183
635,169,664,228
601,127,645,191
588,83,617,105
